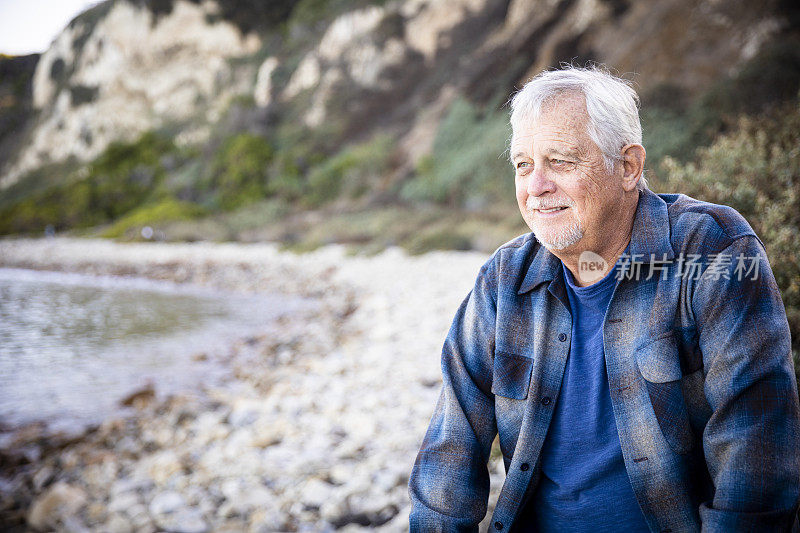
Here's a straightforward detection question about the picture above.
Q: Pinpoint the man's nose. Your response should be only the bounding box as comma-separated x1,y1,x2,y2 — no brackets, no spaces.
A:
527,167,557,197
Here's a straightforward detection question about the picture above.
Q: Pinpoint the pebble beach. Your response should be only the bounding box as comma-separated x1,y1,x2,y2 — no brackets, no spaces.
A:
0,237,507,532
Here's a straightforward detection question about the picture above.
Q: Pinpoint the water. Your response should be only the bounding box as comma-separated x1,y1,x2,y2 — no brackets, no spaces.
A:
0,268,311,434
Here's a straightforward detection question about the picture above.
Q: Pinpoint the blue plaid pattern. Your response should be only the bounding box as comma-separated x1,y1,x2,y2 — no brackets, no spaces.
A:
409,188,800,532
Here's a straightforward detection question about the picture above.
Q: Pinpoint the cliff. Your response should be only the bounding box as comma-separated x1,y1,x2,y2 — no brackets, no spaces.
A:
0,0,798,243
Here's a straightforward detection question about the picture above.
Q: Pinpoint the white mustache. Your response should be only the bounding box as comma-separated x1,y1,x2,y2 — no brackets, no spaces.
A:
526,197,574,212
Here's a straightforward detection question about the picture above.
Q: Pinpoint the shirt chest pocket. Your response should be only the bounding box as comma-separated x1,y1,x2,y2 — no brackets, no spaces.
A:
491,352,533,400
635,332,696,455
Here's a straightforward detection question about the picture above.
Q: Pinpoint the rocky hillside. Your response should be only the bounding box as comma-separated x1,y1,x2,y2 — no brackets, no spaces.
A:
0,0,798,248
1,0,796,186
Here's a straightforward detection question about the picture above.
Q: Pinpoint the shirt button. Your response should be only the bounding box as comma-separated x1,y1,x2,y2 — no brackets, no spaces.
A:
541,396,552,406
558,332,567,342
494,521,504,530
520,462,530,471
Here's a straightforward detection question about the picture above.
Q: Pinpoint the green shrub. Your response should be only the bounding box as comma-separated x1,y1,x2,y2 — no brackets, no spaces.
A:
208,133,274,210
640,106,693,172
101,197,206,239
304,133,394,207
90,131,176,218
0,178,101,234
659,98,800,379
0,159,80,211
401,97,512,207
0,131,178,234
288,0,331,28
266,149,307,201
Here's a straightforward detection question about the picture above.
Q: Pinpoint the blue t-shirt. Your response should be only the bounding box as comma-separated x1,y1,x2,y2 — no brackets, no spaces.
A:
521,250,650,532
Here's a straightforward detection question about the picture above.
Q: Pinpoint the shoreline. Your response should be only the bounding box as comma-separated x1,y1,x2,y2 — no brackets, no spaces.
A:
0,237,506,532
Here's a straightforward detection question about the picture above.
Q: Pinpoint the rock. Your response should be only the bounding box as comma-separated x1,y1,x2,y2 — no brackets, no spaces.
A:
193,411,230,446
254,57,279,107
111,475,154,496
105,513,134,533
108,491,139,514
119,382,156,408
328,462,354,486
86,501,107,523
125,503,153,529
219,478,241,502
153,507,208,533
320,498,350,524
59,514,91,533
372,468,404,492
149,491,208,533
227,406,259,428
339,492,400,529
211,518,249,532
18,444,42,463
32,466,54,491
146,450,183,485
27,482,87,531
217,482,274,519
300,478,335,509
149,491,185,515
240,486,274,510
115,435,143,456
248,506,291,532
4,0,260,188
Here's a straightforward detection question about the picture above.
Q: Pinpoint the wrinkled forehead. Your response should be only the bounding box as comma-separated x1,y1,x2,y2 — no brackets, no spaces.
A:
512,89,586,125
510,94,592,157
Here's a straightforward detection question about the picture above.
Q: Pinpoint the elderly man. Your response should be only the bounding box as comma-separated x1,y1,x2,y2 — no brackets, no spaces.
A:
408,66,800,532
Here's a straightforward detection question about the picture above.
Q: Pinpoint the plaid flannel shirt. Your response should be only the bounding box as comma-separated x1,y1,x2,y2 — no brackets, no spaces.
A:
409,188,800,532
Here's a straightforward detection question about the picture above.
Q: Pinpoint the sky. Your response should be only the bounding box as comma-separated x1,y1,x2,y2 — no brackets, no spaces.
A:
0,0,103,55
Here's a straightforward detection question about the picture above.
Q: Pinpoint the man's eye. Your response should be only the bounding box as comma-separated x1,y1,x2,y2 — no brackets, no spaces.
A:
516,161,530,169
551,158,576,168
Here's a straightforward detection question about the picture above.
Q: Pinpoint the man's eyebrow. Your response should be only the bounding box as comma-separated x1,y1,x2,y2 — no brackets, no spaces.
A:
545,147,578,158
511,147,579,162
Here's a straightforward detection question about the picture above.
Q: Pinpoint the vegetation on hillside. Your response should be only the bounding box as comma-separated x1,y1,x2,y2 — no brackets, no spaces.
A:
637,38,800,372
0,132,183,234
650,97,800,375
401,96,512,208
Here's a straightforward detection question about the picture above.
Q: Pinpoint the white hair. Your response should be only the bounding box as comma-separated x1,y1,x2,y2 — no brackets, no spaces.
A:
508,65,648,190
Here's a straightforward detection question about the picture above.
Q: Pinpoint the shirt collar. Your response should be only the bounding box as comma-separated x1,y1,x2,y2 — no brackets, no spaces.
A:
517,187,674,295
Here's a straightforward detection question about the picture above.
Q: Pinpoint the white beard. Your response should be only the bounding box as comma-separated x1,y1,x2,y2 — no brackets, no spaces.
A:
526,197,584,250
534,218,584,250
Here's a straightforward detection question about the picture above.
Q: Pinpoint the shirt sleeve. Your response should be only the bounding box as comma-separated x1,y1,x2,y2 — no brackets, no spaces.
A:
691,235,800,532
408,258,499,532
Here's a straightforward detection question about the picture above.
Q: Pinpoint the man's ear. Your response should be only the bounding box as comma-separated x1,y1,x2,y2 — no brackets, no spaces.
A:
620,144,646,192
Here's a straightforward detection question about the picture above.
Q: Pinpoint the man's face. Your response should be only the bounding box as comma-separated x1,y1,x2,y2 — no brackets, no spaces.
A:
510,93,624,254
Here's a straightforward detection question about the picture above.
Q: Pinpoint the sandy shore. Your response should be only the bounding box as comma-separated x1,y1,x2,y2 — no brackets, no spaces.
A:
0,237,507,532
